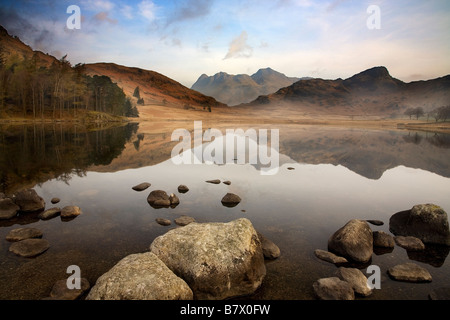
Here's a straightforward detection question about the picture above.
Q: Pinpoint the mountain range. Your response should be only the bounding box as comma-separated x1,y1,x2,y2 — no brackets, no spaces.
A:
191,68,308,106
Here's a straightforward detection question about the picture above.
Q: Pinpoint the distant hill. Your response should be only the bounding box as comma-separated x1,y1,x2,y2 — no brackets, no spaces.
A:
191,68,308,106
245,66,450,116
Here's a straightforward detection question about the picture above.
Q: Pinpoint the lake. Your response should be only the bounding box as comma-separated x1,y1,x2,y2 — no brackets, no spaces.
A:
0,122,449,300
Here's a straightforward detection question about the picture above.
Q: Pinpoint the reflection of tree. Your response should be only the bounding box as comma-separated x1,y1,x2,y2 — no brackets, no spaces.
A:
0,123,138,194
426,133,450,149
402,132,423,145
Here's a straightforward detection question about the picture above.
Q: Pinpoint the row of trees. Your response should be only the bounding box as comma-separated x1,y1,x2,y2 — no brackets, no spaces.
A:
404,106,450,122
0,50,139,119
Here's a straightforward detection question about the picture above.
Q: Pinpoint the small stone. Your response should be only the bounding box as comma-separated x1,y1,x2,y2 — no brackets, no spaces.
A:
394,236,425,251
367,220,384,226
223,181,231,185
177,185,189,193
313,277,355,300
0,198,20,220
258,232,280,260
335,267,372,297
221,193,241,207
156,218,171,226
388,262,432,282
61,206,82,219
38,207,61,220
50,278,90,300
50,198,60,204
9,238,50,257
169,193,180,206
174,215,195,226
314,249,348,264
6,228,43,242
287,167,295,170
206,179,221,184
132,182,151,192
373,231,395,248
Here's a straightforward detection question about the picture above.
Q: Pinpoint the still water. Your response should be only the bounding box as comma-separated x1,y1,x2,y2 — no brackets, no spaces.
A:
0,122,449,300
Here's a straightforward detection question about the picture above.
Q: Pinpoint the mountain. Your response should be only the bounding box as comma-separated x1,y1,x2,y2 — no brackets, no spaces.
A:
191,68,306,106
246,66,450,116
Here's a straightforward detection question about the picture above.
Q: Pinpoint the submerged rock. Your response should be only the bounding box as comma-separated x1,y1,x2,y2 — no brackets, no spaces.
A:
314,249,348,264
50,278,90,300
174,215,195,226
156,218,171,226
335,267,372,297
150,218,266,300
61,206,82,220
257,232,280,260
13,188,45,213
86,252,193,300
0,198,20,220
389,204,450,246
9,238,50,257
38,207,61,220
387,262,432,283
328,219,373,263
132,182,151,192
312,277,355,300
429,287,450,300
6,227,43,242
394,236,425,251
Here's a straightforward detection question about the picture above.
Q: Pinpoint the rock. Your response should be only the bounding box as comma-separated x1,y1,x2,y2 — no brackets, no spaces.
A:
394,236,425,251
61,206,82,219
328,219,373,263
9,238,50,257
86,252,193,300
174,215,195,226
257,232,280,260
178,185,189,193
335,267,372,297
221,193,241,208
6,228,43,242
223,181,231,185
206,179,221,184
50,198,60,204
38,207,61,220
312,277,355,300
314,249,348,264
387,262,432,282
147,190,170,208
50,278,90,300
132,182,151,192
429,287,450,300
287,167,295,170
169,193,180,206
373,231,395,248
13,188,45,213
389,204,450,246
0,192,5,199
150,218,266,300
0,198,20,219
156,218,171,226
367,219,384,226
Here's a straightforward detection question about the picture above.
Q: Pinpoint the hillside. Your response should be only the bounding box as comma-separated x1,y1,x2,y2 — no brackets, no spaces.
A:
191,68,304,106
245,66,450,117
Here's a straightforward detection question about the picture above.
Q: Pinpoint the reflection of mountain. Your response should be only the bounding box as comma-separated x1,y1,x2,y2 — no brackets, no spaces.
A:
0,123,138,194
279,127,450,179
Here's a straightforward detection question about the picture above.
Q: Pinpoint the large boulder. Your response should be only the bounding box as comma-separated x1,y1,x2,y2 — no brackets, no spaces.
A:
86,252,193,300
389,204,450,246
328,219,373,263
150,218,266,300
13,188,45,213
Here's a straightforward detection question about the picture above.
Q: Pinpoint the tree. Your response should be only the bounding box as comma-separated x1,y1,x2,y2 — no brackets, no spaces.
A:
133,86,140,99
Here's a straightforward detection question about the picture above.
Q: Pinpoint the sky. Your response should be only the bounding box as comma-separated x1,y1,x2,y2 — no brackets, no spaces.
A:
0,0,449,87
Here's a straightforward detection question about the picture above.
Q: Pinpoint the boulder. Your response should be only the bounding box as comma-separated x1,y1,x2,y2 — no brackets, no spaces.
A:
150,218,266,300
312,277,355,300
394,236,425,251
132,182,151,192
257,232,280,260
147,190,170,208
38,207,61,220
314,249,348,264
328,219,373,263
177,185,189,193
6,228,43,242
61,206,82,219
387,262,432,282
49,278,90,300
373,231,395,248
86,252,193,300
221,193,241,208
174,215,196,226
389,204,450,246
0,198,20,219
9,238,50,257
335,267,372,297
13,188,45,213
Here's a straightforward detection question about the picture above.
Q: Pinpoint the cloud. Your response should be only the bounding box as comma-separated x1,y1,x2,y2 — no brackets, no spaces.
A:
93,12,118,25
223,31,253,60
139,0,157,21
166,0,213,25
121,5,133,19
81,0,115,12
